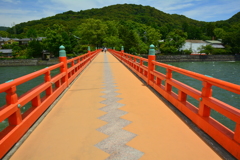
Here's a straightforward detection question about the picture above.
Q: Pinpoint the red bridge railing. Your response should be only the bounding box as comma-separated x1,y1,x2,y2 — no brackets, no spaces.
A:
0,46,101,158
109,46,240,159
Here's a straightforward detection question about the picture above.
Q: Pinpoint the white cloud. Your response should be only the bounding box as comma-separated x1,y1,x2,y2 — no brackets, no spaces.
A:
2,0,20,4
152,0,198,12
181,1,240,21
0,14,43,27
163,3,194,12
0,9,31,14
46,0,149,12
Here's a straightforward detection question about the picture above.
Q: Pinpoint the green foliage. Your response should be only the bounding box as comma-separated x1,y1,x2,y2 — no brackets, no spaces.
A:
27,40,43,57
205,22,216,38
75,19,108,47
0,31,9,37
2,42,19,49
103,36,123,49
183,49,192,55
144,26,162,47
199,45,214,54
43,24,73,56
26,28,38,38
66,54,75,57
213,28,225,39
222,24,240,53
0,26,9,31
73,44,89,54
161,29,187,54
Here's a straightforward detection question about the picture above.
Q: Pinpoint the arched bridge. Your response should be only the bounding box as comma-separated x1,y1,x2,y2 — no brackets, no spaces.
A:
0,45,239,159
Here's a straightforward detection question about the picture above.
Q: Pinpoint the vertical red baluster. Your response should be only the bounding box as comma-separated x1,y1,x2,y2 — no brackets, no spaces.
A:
32,95,41,107
44,70,52,96
178,91,187,102
6,86,22,125
140,59,143,74
165,68,172,92
234,124,240,143
198,81,212,117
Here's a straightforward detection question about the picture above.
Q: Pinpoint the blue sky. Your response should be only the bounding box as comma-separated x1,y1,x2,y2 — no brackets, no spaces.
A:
0,0,239,27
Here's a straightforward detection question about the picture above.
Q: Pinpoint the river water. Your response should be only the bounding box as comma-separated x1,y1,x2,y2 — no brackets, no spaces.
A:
0,61,240,131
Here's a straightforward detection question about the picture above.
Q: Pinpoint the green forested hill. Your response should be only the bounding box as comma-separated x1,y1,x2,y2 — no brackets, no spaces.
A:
7,4,239,38
7,4,240,38
7,4,206,36
0,26,9,31
4,4,240,55
227,12,240,24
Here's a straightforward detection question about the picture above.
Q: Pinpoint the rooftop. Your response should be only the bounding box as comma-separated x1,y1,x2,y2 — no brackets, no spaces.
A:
0,49,12,54
205,40,222,44
186,40,206,43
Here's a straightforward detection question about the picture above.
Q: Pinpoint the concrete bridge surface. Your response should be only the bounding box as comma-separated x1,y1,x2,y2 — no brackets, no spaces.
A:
7,52,221,159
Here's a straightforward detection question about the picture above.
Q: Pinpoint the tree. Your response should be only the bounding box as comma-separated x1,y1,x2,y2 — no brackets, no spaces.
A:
103,36,123,49
74,19,108,47
205,22,216,38
102,20,123,49
0,31,9,37
213,28,225,40
161,29,187,54
105,21,119,37
43,24,68,56
187,25,202,39
144,26,162,47
26,28,38,38
129,31,148,54
27,40,43,57
159,25,169,39
199,45,214,55
223,24,240,54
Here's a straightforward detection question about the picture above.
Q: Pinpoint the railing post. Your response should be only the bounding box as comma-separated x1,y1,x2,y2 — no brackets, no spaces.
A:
121,46,124,61
59,45,68,86
44,70,53,96
140,58,143,74
198,81,212,117
148,44,155,85
234,124,240,143
165,68,172,92
6,86,22,125
88,46,91,53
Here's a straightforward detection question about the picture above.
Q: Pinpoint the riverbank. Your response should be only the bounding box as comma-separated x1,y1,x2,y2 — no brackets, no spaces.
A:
0,55,240,66
141,55,240,62
0,58,58,66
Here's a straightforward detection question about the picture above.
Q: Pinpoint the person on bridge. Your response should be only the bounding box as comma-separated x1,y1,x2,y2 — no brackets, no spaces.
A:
104,47,107,53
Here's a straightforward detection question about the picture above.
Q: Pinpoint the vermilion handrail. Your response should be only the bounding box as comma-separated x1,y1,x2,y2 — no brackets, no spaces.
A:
109,48,240,159
0,48,101,158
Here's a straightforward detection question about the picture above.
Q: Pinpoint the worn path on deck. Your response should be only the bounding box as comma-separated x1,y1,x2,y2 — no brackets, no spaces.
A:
9,52,221,160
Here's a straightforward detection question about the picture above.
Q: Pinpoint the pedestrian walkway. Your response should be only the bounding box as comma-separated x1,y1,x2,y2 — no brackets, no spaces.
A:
9,52,221,159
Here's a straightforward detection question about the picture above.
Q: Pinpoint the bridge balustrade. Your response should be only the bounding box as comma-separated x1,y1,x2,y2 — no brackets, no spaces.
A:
0,46,100,158
109,48,240,159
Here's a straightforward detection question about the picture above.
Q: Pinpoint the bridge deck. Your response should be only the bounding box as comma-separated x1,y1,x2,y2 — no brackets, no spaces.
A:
9,52,221,159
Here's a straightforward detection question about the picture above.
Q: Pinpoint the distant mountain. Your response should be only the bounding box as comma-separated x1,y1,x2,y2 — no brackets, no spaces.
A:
0,26,9,31
7,4,203,34
7,4,240,36
228,12,240,23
